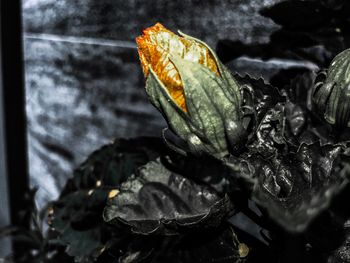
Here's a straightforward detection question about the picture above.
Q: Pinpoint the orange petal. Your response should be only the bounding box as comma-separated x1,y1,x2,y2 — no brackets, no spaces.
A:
136,23,219,112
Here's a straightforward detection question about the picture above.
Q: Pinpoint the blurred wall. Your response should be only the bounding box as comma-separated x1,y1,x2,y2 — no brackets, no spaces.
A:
0,41,11,258
22,0,282,207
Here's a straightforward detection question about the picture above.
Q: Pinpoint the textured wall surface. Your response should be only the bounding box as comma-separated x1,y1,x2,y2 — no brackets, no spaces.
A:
0,52,11,257
22,0,282,206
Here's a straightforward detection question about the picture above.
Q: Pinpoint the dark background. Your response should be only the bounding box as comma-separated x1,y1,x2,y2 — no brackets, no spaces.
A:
22,0,284,207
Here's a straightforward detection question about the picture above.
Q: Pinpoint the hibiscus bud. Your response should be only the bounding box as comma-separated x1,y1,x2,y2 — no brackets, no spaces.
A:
136,23,246,157
313,48,350,127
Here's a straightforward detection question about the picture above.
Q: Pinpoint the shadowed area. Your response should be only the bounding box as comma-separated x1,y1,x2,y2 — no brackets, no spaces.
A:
22,0,282,206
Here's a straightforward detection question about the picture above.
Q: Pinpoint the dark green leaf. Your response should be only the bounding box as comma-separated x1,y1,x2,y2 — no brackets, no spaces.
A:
236,74,285,131
149,227,252,263
249,142,350,232
260,1,331,30
51,190,110,262
246,103,287,158
217,1,350,70
103,160,234,235
114,225,270,263
50,137,168,262
61,137,168,196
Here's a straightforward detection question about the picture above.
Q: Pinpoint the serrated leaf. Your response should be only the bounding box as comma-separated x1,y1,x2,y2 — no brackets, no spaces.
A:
50,137,168,262
249,142,350,232
103,160,234,235
236,74,285,126
246,103,287,158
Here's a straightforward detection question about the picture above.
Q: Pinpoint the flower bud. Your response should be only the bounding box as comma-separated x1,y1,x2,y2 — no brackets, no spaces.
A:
136,23,246,157
313,48,350,127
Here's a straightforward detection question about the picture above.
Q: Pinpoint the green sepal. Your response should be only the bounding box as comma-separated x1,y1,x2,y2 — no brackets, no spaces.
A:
171,56,244,156
146,68,212,155
145,68,192,139
178,31,242,110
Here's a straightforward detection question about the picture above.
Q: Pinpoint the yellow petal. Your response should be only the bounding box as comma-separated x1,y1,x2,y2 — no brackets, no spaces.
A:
136,23,219,112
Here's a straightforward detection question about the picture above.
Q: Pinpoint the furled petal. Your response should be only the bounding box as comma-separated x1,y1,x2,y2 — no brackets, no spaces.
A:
136,23,219,112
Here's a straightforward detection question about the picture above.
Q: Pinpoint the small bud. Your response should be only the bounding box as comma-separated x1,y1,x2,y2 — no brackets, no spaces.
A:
136,23,246,157
313,48,350,127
